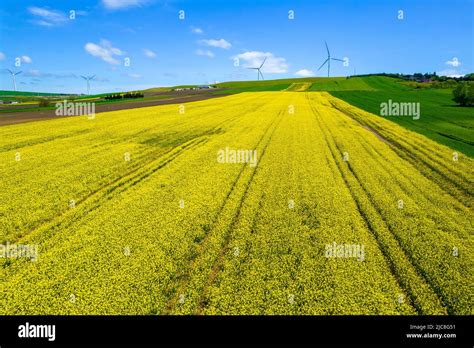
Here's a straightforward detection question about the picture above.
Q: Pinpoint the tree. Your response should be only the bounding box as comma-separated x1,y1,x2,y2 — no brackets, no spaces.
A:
463,73,474,81
38,98,50,107
452,82,474,106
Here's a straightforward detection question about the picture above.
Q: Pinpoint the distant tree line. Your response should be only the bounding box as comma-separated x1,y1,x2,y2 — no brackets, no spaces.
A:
453,82,474,106
349,72,474,82
348,72,474,106
104,92,144,100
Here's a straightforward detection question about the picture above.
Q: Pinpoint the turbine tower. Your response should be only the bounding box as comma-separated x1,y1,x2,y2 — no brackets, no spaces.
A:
317,42,344,77
6,69,22,91
248,57,267,81
81,75,96,95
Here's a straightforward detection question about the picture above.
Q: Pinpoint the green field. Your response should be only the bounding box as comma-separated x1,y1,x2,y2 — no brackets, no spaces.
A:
216,77,337,92
331,82,474,157
216,76,386,92
0,90,70,97
308,77,377,91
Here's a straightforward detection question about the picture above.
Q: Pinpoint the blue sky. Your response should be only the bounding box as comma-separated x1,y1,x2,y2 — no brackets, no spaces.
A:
0,0,472,94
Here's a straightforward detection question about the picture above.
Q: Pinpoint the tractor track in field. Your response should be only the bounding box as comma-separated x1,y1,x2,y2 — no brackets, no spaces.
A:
327,98,472,208
312,98,426,312
344,119,446,210
9,135,210,248
6,95,271,245
196,110,285,314
306,93,448,314
162,106,285,314
160,116,272,313
307,95,418,307
333,140,453,314
0,129,92,153
326,108,466,314
389,143,472,207
381,125,472,191
434,131,474,146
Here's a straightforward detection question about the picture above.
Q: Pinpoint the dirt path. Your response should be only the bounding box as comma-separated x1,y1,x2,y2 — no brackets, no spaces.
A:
286,82,312,91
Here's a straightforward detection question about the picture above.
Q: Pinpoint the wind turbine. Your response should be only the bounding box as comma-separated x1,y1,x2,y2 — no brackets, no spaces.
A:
6,69,22,91
81,75,95,95
317,42,344,77
248,57,267,80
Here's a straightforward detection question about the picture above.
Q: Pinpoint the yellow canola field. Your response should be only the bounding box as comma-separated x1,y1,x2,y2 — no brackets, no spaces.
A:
0,92,472,315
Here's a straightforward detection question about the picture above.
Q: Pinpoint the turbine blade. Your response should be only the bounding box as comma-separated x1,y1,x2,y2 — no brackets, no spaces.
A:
331,58,344,62
81,76,87,80
259,57,267,69
90,75,96,80
317,58,329,71
15,71,22,75
325,41,330,56
6,69,13,74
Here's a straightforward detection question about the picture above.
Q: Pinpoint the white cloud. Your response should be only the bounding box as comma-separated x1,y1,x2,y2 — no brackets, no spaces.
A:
295,69,314,77
24,69,43,77
445,57,461,67
84,40,123,65
34,20,54,27
101,0,149,10
437,69,465,78
0,52,5,60
198,39,231,49
28,6,68,27
234,51,288,73
191,27,203,34
127,73,142,78
143,48,156,58
439,57,464,77
23,70,78,78
20,55,33,64
93,76,110,82
196,49,214,58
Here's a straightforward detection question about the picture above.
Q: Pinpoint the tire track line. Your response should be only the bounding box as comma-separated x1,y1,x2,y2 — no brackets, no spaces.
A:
306,93,447,314
327,98,472,207
12,135,210,247
196,108,285,314
7,96,270,245
163,100,285,314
